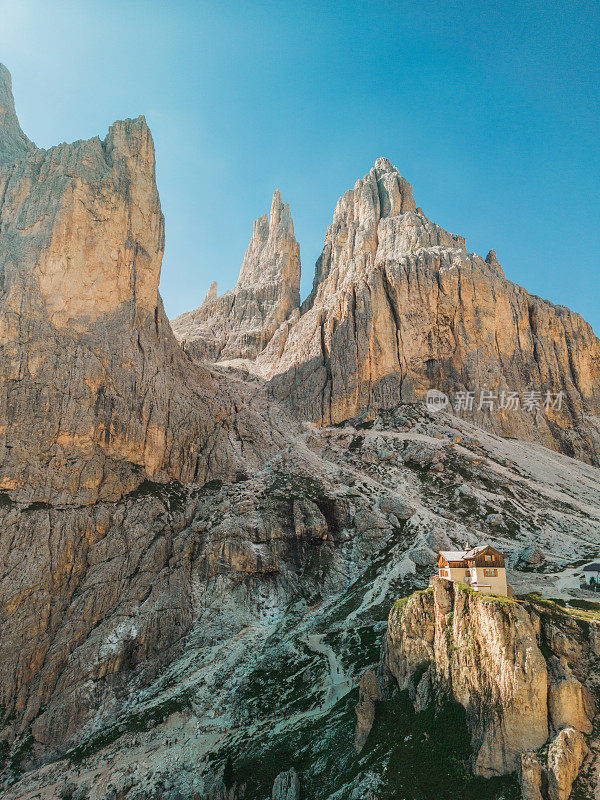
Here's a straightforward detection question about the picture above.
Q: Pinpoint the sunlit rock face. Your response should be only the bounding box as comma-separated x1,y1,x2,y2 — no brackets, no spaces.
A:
171,189,301,361
173,156,600,463
254,157,600,463
0,63,286,761
0,64,35,163
0,63,244,507
382,579,598,787
0,64,599,800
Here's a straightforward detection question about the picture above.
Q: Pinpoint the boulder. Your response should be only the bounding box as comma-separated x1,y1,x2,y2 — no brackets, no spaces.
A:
546,727,589,800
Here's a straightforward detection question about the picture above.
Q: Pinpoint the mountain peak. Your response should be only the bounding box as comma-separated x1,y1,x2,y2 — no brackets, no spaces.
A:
172,192,301,360
0,63,35,163
370,156,416,218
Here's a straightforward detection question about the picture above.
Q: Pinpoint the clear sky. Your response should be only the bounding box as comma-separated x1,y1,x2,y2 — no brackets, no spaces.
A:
1,0,598,331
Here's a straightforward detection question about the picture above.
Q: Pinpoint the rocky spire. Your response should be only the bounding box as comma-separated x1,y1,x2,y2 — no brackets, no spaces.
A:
301,156,463,310
0,63,35,163
236,189,300,293
171,190,301,361
485,249,505,277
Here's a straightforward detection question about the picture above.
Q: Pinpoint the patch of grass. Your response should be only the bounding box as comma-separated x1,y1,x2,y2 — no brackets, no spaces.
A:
477,594,516,609
23,500,51,512
393,597,410,615
127,479,187,512
372,694,520,800
67,691,193,764
0,492,14,508
516,593,600,627
266,472,330,504
7,732,34,776
355,420,375,431
196,479,223,495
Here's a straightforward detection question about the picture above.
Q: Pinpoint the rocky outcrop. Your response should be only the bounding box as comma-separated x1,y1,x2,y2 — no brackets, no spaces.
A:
354,670,380,753
0,63,249,507
2,397,600,799
520,728,589,800
1,63,599,800
546,727,589,800
254,157,600,463
172,190,301,361
0,64,35,163
380,579,598,790
272,768,301,800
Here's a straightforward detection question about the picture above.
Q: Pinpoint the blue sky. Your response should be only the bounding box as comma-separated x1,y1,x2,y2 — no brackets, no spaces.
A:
1,0,598,331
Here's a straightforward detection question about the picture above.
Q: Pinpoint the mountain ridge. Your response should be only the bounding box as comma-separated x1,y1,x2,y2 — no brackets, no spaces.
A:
0,64,598,800
174,156,600,465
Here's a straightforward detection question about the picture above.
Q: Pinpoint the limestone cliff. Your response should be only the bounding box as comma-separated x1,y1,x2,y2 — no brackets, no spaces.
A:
1,63,600,800
256,157,600,463
0,63,252,506
171,190,301,361
0,64,35,163
0,63,292,765
378,579,600,798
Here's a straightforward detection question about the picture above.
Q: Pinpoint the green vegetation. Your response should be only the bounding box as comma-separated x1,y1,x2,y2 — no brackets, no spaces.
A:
0,492,14,507
219,690,518,800
516,592,600,625
478,594,516,608
374,695,520,800
67,690,193,764
266,472,331,505
5,732,34,776
23,500,52,512
355,420,375,430
392,587,432,617
127,478,188,511
393,597,409,615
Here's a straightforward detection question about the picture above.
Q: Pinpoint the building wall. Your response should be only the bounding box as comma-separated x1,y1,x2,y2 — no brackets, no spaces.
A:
439,565,469,583
470,566,507,596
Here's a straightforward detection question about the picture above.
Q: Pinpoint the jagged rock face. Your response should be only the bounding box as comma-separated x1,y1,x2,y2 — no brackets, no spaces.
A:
0,64,302,767
171,190,301,360
383,579,598,779
0,65,35,163
520,727,590,800
3,402,600,798
0,63,244,505
252,157,600,463
272,768,301,800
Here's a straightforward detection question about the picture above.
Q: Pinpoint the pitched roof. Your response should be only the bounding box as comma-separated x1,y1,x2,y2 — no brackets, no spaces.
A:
464,545,488,559
438,550,468,562
583,563,600,571
438,545,505,563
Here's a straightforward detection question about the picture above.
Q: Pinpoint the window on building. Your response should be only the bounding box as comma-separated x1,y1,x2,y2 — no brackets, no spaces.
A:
483,568,498,577
485,555,492,562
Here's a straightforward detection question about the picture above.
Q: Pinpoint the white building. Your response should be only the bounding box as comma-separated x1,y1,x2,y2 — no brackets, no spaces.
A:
436,544,509,596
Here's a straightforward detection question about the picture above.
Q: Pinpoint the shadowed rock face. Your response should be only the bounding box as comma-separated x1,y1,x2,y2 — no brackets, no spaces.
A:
171,189,301,361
